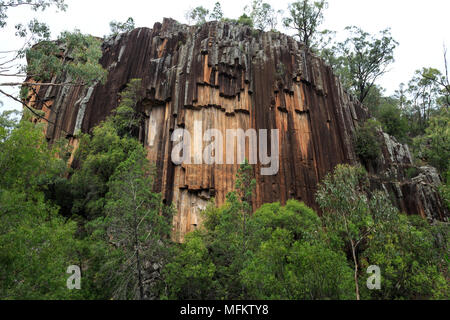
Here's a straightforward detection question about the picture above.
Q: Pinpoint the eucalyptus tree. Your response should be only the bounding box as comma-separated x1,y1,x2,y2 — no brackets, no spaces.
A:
109,17,135,37
0,0,106,128
283,0,328,50
329,27,398,104
246,0,279,31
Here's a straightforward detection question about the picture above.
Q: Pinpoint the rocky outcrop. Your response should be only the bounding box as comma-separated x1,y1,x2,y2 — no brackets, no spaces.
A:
370,132,447,222
25,18,448,241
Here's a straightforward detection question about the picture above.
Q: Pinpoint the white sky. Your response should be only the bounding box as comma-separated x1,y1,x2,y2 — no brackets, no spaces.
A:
1,0,449,111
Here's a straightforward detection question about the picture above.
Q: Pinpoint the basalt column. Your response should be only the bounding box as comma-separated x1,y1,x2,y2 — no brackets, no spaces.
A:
25,18,448,241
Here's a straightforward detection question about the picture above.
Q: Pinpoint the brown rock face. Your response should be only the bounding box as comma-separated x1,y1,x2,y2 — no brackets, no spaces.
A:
26,18,448,241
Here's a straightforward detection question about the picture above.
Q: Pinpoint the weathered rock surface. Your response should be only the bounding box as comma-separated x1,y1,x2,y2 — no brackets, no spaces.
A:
370,132,447,222
25,18,448,240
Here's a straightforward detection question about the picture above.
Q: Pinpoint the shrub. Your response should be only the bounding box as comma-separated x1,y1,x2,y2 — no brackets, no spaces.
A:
237,14,253,27
354,119,382,165
406,167,419,179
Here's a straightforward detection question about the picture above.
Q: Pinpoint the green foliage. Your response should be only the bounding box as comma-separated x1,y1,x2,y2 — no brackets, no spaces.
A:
413,108,450,177
68,79,145,219
166,197,356,300
164,233,217,299
316,164,400,299
60,30,107,85
109,17,135,37
354,119,382,165
209,2,223,21
87,150,173,300
0,113,82,299
405,167,419,179
327,27,398,104
165,161,449,301
8,17,107,85
242,234,353,300
398,66,449,175
247,200,322,247
0,110,18,141
236,13,253,27
377,99,409,142
112,78,144,137
316,165,399,244
165,161,256,300
15,17,50,39
51,77,174,300
0,197,82,299
165,161,356,300
251,28,260,38
1,1,106,111
242,200,354,300
24,30,107,85
316,164,371,242
246,0,278,31
1,106,448,300
0,116,66,192
235,159,256,214
186,6,210,25
69,122,144,219
0,0,67,28
283,0,328,49
185,2,227,25
440,171,450,210
362,85,385,115
166,201,238,300
316,164,449,300
403,68,444,134
419,67,450,108
362,214,449,299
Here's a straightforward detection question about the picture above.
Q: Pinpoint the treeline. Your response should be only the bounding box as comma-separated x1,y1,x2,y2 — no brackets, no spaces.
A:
0,80,448,300
166,163,448,300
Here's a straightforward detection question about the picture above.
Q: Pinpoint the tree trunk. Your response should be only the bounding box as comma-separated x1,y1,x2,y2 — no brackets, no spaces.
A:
134,214,144,300
351,240,360,300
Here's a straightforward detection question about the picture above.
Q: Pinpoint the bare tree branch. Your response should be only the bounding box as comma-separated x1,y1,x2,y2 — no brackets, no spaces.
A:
0,87,71,135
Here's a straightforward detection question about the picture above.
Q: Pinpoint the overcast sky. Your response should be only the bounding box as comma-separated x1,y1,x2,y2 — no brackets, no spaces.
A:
1,0,449,111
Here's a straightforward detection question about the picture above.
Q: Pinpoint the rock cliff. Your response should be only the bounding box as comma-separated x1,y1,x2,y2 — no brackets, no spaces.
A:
25,18,448,241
